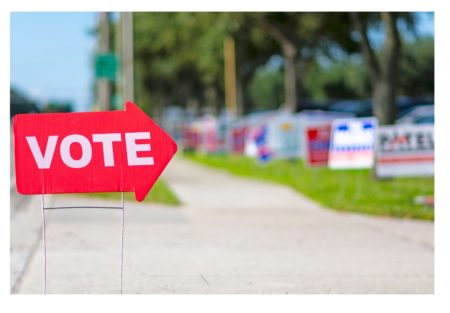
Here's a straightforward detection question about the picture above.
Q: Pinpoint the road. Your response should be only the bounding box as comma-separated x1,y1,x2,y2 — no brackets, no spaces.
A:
11,156,433,293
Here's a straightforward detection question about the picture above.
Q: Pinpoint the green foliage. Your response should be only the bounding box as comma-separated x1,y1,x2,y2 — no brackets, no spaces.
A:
188,154,434,220
80,179,181,206
304,58,371,100
249,67,284,110
133,13,232,115
10,87,40,118
41,101,73,113
399,36,434,96
131,12,433,116
303,36,434,101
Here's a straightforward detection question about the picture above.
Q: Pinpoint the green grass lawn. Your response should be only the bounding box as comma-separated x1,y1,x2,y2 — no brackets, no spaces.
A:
187,153,434,220
79,179,181,206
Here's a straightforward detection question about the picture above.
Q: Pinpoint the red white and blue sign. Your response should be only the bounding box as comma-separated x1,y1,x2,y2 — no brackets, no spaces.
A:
328,117,377,169
253,124,273,163
230,123,248,155
305,123,331,167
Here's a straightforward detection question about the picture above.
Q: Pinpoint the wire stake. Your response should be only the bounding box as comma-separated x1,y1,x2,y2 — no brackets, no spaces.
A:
41,194,47,294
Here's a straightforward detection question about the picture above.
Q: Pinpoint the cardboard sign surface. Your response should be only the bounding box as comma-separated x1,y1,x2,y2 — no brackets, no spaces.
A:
305,124,331,167
298,110,354,158
245,123,273,163
375,124,434,178
13,102,177,201
230,124,248,155
328,117,377,169
267,114,301,159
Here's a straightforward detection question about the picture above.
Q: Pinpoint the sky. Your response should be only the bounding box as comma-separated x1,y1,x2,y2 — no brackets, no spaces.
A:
10,12,97,112
10,12,434,112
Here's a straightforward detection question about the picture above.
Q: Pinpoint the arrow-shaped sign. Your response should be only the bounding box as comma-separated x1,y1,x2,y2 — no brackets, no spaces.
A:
13,102,177,202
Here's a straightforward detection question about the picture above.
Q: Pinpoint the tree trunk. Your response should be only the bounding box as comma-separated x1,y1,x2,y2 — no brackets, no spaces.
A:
378,12,400,125
350,12,401,125
373,81,397,125
236,70,244,117
260,17,298,113
282,42,297,113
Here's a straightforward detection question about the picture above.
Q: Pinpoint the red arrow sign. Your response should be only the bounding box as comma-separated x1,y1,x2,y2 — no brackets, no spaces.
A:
13,102,177,202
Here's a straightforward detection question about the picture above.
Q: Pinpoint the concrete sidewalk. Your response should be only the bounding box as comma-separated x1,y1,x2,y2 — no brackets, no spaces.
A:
12,157,433,294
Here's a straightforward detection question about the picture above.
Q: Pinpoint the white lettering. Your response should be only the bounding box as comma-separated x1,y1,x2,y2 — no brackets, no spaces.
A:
125,132,154,166
27,132,155,169
60,134,92,168
92,133,121,167
25,136,58,169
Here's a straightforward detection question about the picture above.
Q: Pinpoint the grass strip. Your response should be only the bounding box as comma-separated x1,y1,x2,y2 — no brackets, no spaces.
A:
78,179,181,206
187,153,434,220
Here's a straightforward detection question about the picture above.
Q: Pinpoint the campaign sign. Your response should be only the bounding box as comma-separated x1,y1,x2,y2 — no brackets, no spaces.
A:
199,115,218,153
298,110,354,158
376,124,434,178
328,117,377,169
253,124,273,163
216,117,230,154
268,114,301,159
13,101,177,202
305,123,331,167
230,123,248,155
182,123,201,151
245,122,273,162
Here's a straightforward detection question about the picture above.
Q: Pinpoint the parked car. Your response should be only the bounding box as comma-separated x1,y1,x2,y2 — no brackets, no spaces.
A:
396,95,434,118
396,105,434,124
327,99,372,117
326,95,434,120
296,99,329,112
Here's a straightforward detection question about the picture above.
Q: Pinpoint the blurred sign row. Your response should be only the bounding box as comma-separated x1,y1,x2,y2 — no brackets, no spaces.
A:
163,109,434,178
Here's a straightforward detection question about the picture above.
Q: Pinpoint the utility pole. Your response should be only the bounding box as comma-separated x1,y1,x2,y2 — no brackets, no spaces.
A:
224,36,237,118
122,12,134,104
114,12,122,109
97,12,112,111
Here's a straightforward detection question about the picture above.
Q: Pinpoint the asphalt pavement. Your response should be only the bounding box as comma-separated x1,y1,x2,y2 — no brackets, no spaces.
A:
11,156,433,294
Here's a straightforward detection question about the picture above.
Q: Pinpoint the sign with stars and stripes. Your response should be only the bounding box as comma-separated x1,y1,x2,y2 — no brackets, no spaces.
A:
328,117,377,169
305,123,332,167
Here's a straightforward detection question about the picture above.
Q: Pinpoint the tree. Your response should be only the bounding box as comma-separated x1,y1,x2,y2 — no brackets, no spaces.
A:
134,13,233,116
399,36,434,97
258,13,358,112
350,12,404,125
132,12,429,120
10,87,39,118
133,13,279,116
222,13,279,114
249,67,284,110
258,13,302,112
303,58,370,101
41,101,73,113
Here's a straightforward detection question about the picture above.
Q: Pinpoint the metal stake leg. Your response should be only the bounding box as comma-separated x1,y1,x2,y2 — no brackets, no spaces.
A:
39,194,125,294
120,192,125,294
41,194,47,294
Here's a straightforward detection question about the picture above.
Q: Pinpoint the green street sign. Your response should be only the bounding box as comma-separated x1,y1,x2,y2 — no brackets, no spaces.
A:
95,53,118,81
